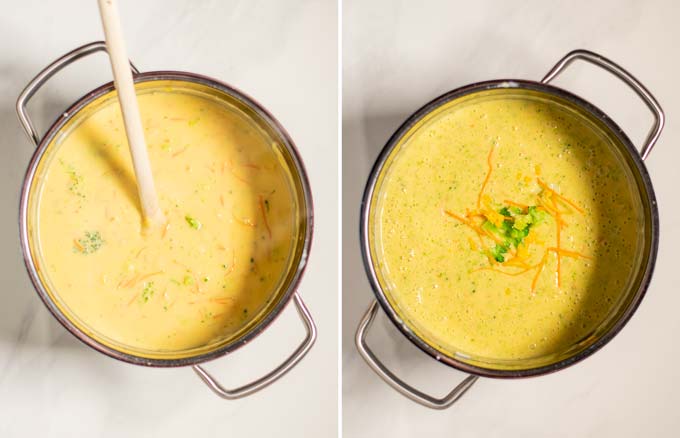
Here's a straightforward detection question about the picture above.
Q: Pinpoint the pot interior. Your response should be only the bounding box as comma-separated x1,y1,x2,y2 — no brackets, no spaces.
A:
365,85,655,375
23,77,311,364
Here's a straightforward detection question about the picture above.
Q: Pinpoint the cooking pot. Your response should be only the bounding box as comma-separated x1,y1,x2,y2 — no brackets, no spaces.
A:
356,49,664,409
17,41,316,400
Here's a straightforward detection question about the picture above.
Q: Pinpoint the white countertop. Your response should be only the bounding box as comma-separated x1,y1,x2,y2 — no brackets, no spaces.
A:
342,0,679,436
0,1,337,436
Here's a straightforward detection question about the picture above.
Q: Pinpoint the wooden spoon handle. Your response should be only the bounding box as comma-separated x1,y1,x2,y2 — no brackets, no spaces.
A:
97,0,164,226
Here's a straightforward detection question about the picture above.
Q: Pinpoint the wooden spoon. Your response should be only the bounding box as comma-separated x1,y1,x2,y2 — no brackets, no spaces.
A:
97,0,165,227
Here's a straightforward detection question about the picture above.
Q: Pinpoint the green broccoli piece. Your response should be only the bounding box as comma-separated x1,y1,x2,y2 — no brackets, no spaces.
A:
482,221,498,233
185,215,202,230
490,243,509,262
528,206,548,223
513,214,533,231
75,231,104,254
141,282,154,303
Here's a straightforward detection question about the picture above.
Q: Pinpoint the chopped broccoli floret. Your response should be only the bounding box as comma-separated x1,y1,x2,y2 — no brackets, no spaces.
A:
185,215,202,230
513,214,533,231
490,243,509,262
482,221,498,233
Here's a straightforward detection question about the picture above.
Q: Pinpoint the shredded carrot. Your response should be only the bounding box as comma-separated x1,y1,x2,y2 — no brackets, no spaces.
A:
259,195,272,239
117,278,128,289
469,226,487,248
465,211,487,220
224,248,236,277
503,257,530,269
477,145,496,210
443,209,468,224
542,196,572,217
242,163,260,170
444,209,485,247
537,199,558,216
127,293,139,306
123,275,141,288
172,147,188,157
220,194,225,207
122,271,163,288
232,211,256,227
161,223,169,239
225,160,253,185
73,239,84,252
547,247,593,260
480,226,506,245
531,255,548,293
119,274,140,289
504,200,529,210
555,197,584,215
537,178,585,214
444,208,512,252
230,171,251,185
537,200,569,227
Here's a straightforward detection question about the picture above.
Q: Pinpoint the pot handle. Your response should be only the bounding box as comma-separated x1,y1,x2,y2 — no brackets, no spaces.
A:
541,49,664,161
192,292,317,399
16,41,140,146
355,300,478,410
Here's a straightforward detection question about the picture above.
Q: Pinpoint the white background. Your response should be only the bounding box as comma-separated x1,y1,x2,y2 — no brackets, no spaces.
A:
343,0,679,437
0,1,337,437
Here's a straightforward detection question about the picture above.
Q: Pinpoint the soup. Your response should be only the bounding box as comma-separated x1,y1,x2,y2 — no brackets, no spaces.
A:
34,87,296,352
373,93,643,362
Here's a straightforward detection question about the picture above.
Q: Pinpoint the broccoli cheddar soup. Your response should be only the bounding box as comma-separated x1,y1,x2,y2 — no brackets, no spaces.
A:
372,92,644,363
34,86,299,353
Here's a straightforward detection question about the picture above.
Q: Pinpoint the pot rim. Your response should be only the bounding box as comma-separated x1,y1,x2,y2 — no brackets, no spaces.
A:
19,71,314,368
360,78,659,379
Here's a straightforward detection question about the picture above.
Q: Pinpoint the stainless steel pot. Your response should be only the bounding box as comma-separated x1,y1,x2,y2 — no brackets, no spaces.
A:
16,41,316,400
356,50,664,409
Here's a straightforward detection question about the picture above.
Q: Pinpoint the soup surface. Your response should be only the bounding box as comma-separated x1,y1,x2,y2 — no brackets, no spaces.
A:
374,93,642,362
36,88,296,351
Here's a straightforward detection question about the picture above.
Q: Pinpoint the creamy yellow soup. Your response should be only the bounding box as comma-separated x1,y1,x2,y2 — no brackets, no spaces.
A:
374,93,642,362
36,87,296,352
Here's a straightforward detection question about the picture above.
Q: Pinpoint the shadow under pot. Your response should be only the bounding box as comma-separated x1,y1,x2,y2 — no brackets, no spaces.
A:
17,41,315,399
356,50,663,409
